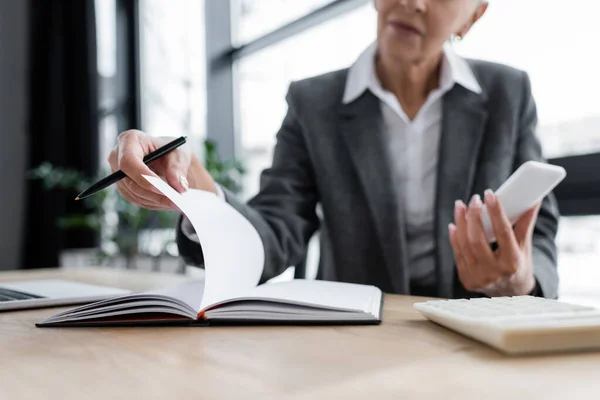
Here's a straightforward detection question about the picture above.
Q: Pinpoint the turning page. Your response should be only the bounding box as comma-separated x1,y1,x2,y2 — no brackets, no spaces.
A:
144,176,264,310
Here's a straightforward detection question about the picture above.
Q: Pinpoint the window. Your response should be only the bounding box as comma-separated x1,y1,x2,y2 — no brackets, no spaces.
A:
454,0,600,159
93,0,122,266
557,216,600,307
136,0,207,266
90,0,208,270
139,0,207,154
233,0,337,45
237,3,376,197
95,0,118,166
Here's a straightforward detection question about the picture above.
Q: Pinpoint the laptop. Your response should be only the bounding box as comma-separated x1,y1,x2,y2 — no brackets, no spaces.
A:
0,279,130,311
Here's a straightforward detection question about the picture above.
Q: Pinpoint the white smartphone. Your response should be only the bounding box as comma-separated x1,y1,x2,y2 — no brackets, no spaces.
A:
481,161,566,243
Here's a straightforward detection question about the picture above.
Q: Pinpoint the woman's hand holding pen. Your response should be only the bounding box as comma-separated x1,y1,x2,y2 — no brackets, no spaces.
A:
108,130,217,210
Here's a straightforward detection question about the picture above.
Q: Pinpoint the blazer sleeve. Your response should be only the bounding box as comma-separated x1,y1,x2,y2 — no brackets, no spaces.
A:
177,84,320,282
515,72,560,298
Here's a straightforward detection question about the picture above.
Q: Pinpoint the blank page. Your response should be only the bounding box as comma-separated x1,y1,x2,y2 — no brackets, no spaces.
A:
232,280,382,316
144,176,264,311
146,280,205,312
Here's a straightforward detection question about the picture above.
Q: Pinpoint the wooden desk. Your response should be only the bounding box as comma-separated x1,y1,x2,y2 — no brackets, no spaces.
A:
1,268,599,400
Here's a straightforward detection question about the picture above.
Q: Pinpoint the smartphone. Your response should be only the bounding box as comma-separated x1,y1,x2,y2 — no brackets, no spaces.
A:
481,161,566,243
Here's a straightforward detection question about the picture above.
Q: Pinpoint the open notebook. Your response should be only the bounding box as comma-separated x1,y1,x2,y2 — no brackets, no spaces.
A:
38,176,383,327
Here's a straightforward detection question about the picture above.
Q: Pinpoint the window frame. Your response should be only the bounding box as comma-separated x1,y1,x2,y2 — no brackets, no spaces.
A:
98,0,141,136
205,0,370,161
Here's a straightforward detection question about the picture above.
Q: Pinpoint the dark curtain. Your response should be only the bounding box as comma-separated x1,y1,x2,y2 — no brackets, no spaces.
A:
22,0,99,268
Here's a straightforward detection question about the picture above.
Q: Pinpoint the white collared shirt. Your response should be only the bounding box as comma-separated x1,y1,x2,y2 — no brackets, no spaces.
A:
344,42,482,287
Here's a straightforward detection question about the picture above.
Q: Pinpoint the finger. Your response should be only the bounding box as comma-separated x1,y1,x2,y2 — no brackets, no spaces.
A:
454,200,476,265
117,181,171,211
126,180,175,209
108,147,118,171
111,150,171,208
465,194,496,265
117,181,155,209
454,200,477,275
513,201,541,247
116,131,162,194
448,223,462,263
160,143,192,193
484,189,521,276
463,195,496,289
484,189,520,257
123,178,175,209
449,223,473,290
117,181,151,208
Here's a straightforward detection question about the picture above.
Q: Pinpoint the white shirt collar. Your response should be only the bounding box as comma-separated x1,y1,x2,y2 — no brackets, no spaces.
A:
343,42,482,105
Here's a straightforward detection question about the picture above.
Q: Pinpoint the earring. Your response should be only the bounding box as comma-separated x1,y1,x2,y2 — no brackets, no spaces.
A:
451,33,463,42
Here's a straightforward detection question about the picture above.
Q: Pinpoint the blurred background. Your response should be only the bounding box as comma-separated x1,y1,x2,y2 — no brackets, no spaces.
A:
1,0,599,305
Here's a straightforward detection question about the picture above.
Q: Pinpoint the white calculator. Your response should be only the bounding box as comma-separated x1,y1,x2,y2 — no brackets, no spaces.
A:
414,296,600,355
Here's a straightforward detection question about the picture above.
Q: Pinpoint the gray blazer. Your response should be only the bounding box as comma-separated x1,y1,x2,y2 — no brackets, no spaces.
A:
177,60,560,299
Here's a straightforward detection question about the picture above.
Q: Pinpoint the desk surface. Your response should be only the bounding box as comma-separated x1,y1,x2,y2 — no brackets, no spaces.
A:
1,268,599,400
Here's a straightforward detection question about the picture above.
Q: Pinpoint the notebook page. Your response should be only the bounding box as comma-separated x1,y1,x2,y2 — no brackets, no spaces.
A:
145,280,205,312
144,176,264,311
233,280,382,315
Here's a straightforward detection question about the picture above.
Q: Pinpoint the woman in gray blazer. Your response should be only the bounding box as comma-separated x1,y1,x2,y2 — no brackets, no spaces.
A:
109,0,560,299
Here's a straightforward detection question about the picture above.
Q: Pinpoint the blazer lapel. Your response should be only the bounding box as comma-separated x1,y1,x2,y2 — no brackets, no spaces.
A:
338,92,410,294
435,86,489,298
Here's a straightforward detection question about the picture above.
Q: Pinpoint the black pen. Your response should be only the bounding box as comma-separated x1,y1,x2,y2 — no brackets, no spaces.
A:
75,136,187,200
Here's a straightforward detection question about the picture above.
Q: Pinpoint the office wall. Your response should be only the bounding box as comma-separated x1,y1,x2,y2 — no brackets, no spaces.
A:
0,0,29,270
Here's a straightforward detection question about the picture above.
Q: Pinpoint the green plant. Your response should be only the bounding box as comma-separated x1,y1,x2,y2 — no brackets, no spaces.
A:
29,139,245,267
203,139,245,193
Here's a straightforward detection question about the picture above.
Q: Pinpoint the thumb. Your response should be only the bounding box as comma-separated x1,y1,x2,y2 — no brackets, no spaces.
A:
164,152,192,194
513,202,541,246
